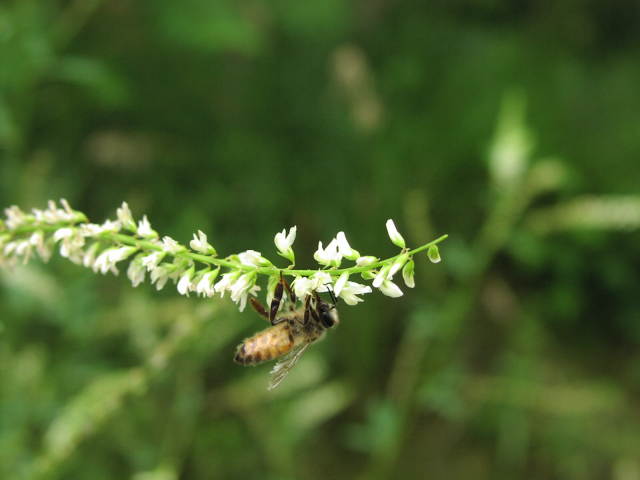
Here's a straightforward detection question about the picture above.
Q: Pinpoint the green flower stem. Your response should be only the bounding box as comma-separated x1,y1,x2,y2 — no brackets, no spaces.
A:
105,231,448,277
5,218,448,278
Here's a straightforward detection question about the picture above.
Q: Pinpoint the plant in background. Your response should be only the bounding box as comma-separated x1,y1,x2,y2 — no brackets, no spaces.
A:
0,200,447,312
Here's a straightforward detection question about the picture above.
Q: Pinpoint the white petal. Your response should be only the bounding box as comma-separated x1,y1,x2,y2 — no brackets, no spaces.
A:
372,265,390,288
117,202,136,231
379,279,403,298
385,219,406,248
336,232,359,260
334,272,349,296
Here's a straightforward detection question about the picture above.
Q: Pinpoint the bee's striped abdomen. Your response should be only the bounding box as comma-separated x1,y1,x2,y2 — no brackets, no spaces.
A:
234,323,295,366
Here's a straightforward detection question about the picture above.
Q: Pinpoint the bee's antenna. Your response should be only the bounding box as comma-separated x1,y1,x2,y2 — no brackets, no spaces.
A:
324,283,339,307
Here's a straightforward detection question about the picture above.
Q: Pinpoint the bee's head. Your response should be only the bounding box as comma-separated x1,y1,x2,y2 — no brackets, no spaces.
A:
317,299,339,329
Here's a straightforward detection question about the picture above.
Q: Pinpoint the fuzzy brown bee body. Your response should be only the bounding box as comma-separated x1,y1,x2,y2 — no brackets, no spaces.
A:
234,312,327,366
234,275,340,389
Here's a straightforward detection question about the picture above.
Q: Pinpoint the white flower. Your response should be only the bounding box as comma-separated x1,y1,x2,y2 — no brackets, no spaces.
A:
214,271,241,298
141,251,165,271
137,215,158,239
274,226,296,263
82,243,100,268
378,279,403,298
314,238,341,267
356,256,378,267
31,200,78,224
53,227,85,262
150,264,173,290
334,272,349,296
310,271,333,292
339,281,372,305
230,273,257,311
53,227,73,242
402,259,415,288
127,255,146,287
93,246,137,274
80,220,121,237
389,253,409,277
117,202,136,231
336,232,359,260
238,250,270,267
239,284,261,312
161,236,184,255
93,250,116,275
29,231,50,261
4,205,28,230
291,276,313,299
196,269,219,297
189,230,216,255
292,271,333,298
385,219,406,248
3,241,16,256
177,267,196,296
14,240,32,263
109,246,137,263
372,265,391,288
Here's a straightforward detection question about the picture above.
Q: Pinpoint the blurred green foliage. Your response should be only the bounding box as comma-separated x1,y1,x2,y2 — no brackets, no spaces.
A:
2,1,640,479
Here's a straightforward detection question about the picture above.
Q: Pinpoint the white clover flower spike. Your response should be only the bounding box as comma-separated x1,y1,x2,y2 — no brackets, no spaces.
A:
1,199,449,315
385,219,406,248
274,226,296,263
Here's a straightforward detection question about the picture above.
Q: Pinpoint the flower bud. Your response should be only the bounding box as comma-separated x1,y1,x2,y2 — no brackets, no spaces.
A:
385,219,406,248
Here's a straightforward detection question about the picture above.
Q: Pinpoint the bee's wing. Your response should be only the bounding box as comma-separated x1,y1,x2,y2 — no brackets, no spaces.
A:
268,343,310,390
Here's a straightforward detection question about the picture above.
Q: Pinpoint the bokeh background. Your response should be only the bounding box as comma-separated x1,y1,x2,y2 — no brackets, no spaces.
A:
2,1,640,479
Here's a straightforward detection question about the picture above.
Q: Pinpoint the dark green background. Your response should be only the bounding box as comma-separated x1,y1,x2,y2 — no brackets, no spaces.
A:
2,1,640,479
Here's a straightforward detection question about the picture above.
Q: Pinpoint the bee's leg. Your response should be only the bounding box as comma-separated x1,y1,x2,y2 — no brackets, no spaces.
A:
309,305,321,324
269,274,285,324
282,275,297,307
303,295,311,325
249,297,270,322
312,291,322,306
309,293,322,323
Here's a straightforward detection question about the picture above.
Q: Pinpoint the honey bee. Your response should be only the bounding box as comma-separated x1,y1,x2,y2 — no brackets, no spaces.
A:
234,275,339,390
